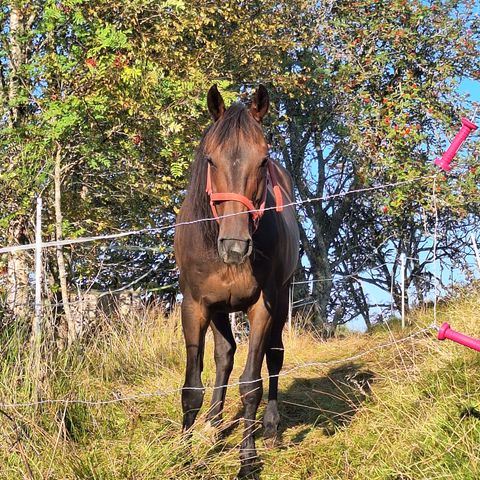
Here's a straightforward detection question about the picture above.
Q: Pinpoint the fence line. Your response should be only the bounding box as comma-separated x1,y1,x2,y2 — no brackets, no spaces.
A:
0,296,168,313
0,257,439,312
0,125,476,412
0,174,436,255
0,248,462,313
0,325,435,409
292,298,317,309
291,263,391,285
0,176,472,407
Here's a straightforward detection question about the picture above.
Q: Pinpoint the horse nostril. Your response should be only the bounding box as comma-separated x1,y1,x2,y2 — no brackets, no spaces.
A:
218,239,252,264
230,241,248,256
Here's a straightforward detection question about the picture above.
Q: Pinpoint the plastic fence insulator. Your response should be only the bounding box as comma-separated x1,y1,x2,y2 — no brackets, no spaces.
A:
437,322,480,352
434,118,478,172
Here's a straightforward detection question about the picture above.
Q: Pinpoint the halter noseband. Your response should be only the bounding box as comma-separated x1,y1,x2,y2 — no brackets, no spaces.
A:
205,159,284,230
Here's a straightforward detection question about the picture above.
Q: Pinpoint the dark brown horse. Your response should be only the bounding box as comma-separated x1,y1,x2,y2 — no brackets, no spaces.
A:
174,85,299,478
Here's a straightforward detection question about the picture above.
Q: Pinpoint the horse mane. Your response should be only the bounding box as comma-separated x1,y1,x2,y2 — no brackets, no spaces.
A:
178,102,265,252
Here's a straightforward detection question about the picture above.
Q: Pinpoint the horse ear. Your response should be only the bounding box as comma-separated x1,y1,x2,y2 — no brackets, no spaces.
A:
250,85,269,122
207,85,225,121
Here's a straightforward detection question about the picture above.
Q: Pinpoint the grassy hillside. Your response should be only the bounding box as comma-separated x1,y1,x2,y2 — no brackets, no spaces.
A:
1,290,479,479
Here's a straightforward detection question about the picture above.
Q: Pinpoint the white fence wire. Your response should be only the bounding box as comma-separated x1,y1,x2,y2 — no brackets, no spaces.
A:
0,174,436,255
0,325,435,409
0,169,476,410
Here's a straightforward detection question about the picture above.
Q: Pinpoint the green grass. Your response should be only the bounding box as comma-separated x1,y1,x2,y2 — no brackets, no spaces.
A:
1,291,480,479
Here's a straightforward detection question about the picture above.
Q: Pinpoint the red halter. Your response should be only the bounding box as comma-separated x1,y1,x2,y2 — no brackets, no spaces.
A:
205,159,284,229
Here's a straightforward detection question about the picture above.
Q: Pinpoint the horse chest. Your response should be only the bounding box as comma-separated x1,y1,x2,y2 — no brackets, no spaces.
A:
195,264,261,310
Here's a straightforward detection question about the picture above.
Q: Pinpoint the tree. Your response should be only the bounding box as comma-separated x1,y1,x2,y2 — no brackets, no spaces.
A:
268,0,480,329
0,0,317,337
2,0,478,338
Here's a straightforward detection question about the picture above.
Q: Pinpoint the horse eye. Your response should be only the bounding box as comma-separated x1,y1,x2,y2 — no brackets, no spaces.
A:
260,157,268,168
206,156,215,167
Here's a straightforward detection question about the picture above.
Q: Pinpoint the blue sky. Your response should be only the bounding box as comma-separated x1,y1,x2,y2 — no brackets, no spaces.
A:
460,78,480,104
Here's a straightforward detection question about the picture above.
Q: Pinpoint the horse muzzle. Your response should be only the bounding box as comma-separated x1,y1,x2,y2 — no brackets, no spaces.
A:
218,238,252,265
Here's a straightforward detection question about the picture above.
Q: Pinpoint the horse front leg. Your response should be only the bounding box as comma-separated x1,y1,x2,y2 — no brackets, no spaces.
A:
181,294,210,432
207,312,237,428
238,293,273,478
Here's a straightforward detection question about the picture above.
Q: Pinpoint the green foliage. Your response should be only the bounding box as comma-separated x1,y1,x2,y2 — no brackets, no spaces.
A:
261,0,480,326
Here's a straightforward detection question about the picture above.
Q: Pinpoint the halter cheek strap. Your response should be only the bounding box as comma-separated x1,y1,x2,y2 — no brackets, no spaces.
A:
205,159,283,229
266,159,284,214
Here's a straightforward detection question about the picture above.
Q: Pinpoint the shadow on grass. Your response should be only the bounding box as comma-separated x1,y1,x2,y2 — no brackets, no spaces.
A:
195,363,374,478
279,362,375,443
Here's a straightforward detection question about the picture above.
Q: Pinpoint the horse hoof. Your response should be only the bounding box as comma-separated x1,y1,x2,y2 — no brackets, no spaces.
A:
263,402,280,441
263,423,278,439
237,465,260,480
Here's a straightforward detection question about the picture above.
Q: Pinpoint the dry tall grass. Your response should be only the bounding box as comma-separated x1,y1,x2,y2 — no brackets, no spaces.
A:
1,290,479,479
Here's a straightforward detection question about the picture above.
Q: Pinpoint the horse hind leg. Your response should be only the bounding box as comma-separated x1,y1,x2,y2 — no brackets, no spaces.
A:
263,290,288,440
207,312,236,428
181,296,210,432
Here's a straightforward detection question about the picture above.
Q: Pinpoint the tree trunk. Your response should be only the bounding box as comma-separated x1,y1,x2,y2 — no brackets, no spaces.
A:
8,4,24,128
310,246,333,330
4,4,31,321
54,144,76,346
5,219,30,320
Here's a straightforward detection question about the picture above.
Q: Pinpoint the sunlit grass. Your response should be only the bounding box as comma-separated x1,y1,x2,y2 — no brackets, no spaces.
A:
0,289,479,479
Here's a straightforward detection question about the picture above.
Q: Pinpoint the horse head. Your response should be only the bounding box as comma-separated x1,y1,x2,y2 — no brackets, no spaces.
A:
203,85,271,265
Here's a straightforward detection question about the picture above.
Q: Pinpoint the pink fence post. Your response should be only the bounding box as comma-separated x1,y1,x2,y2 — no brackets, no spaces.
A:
434,118,478,172
437,322,480,352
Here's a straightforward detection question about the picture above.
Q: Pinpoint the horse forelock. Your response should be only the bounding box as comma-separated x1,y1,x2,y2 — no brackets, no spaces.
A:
204,102,265,156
